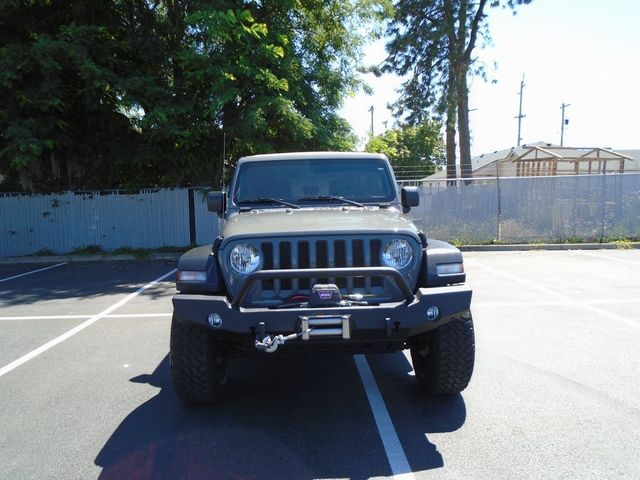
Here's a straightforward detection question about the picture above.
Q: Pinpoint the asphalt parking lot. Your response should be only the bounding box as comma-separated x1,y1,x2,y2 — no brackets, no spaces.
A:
0,250,639,480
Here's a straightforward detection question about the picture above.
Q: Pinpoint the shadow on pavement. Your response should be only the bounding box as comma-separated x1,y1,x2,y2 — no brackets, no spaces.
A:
0,261,174,306
366,352,468,473
95,351,466,479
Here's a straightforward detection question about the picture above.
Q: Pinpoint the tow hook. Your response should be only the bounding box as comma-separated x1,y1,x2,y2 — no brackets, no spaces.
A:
254,329,311,353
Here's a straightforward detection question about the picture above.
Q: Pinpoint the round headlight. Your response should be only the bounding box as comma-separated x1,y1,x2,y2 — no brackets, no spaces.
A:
382,239,413,269
229,243,261,274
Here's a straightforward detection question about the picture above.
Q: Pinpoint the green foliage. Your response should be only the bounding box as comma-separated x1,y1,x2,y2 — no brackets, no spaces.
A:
384,0,531,122
0,1,130,190
365,121,444,179
0,0,376,192
70,245,104,255
383,0,532,178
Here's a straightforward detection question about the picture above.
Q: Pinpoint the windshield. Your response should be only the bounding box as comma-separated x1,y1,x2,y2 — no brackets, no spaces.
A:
233,158,396,205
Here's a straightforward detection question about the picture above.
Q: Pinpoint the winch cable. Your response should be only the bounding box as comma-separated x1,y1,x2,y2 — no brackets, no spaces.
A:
254,328,312,353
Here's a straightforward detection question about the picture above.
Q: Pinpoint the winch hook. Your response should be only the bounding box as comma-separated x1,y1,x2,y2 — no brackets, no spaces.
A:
254,329,311,353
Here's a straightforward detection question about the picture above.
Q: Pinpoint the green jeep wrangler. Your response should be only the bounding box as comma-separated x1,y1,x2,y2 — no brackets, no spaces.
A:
171,152,474,403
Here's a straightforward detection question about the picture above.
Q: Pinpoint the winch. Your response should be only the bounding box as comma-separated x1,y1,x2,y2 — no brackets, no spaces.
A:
308,284,342,307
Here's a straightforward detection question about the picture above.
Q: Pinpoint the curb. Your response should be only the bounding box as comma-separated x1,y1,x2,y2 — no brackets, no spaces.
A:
459,242,640,252
1,243,639,264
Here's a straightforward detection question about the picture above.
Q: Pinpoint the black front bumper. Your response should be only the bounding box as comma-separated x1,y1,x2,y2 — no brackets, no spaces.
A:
172,284,472,345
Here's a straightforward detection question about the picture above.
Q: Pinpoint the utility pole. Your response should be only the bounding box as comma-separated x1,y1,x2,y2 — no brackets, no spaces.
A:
515,74,526,146
560,102,570,146
368,105,374,137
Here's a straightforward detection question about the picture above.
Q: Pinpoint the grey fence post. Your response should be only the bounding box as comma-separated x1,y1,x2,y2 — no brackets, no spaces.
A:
188,188,197,247
496,169,502,243
599,164,608,243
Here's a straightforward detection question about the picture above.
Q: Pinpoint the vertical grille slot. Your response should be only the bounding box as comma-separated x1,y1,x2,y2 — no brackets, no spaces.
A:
290,241,299,292
279,241,292,290
298,241,310,291
272,241,281,294
352,239,364,289
309,240,317,290
335,240,346,289
316,240,329,283
370,239,381,266
370,239,383,288
261,242,274,290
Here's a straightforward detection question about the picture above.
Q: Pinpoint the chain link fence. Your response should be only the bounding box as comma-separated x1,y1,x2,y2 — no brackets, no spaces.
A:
1,173,639,257
408,173,640,244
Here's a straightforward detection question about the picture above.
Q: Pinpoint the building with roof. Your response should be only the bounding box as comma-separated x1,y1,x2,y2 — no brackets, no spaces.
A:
426,141,640,179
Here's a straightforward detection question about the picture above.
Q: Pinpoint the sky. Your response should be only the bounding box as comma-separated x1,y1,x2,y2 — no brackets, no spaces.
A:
340,0,640,157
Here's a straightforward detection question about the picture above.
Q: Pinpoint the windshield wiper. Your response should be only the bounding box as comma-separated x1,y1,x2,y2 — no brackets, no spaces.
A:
298,195,364,208
238,197,300,209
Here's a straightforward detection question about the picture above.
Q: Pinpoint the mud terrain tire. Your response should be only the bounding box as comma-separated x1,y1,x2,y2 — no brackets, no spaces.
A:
170,317,229,404
410,313,475,394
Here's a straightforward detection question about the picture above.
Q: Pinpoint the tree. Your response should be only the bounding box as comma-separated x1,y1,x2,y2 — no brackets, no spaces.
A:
211,0,370,167
0,0,137,191
365,120,444,179
0,1,377,192
383,0,531,179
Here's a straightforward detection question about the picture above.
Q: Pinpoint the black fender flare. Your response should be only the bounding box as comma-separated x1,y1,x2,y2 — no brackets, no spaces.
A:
176,245,224,294
419,239,466,287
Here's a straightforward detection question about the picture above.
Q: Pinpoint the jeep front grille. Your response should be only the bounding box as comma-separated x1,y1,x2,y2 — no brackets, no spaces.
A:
259,238,385,296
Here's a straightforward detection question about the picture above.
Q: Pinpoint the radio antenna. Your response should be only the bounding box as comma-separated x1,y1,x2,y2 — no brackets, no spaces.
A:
221,131,226,190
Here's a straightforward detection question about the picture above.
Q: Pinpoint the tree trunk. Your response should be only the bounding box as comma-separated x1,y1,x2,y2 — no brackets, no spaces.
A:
445,106,457,180
457,68,472,179
58,155,70,190
445,65,457,179
444,0,457,180
166,0,185,88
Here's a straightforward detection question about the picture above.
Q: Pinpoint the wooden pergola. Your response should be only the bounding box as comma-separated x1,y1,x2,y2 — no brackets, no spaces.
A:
509,146,631,176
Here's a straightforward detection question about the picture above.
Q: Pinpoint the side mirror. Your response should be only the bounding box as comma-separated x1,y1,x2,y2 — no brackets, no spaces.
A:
401,186,420,209
207,191,225,214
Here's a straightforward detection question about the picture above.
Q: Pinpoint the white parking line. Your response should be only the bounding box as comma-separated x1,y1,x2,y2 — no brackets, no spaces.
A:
469,259,640,330
0,269,176,378
354,354,416,480
0,313,173,321
0,262,67,284
0,315,92,321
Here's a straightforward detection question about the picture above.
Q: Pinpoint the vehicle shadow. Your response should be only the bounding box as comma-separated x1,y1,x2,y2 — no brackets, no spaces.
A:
95,352,466,479
366,352,469,473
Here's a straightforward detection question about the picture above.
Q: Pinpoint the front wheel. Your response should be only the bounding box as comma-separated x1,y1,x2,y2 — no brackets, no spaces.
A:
410,313,475,394
170,316,229,404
